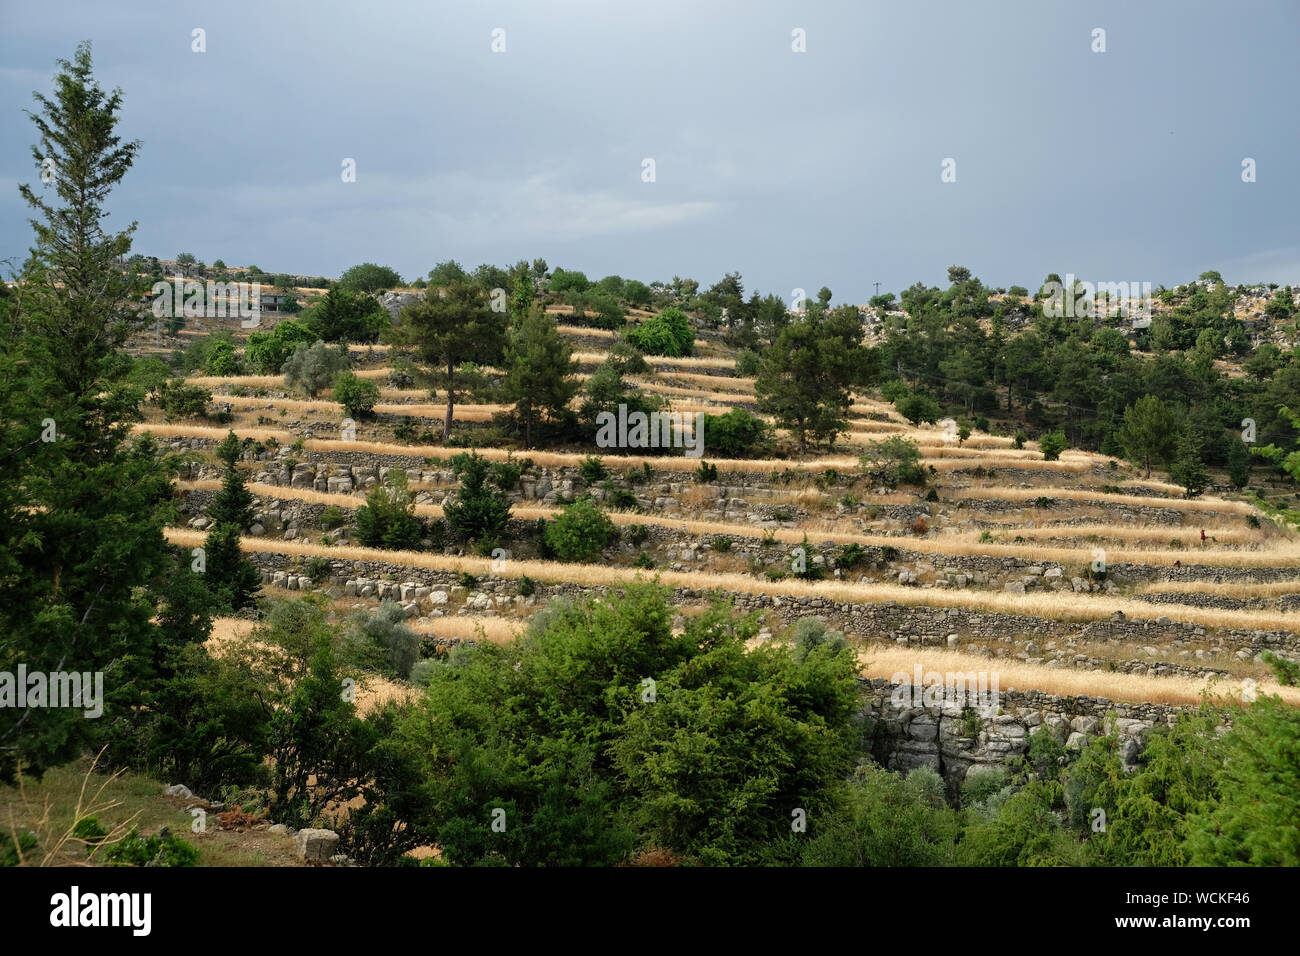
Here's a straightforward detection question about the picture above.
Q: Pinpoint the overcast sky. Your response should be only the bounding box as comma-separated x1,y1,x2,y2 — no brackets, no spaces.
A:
2,0,1297,303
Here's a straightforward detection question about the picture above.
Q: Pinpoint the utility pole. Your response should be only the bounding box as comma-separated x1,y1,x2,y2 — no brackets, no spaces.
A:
873,281,881,297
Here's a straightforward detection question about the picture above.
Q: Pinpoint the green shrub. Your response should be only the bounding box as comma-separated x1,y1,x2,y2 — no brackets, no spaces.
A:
320,505,345,531
1040,430,1069,461
734,349,760,377
72,816,108,845
600,480,638,509
835,543,866,569
457,572,478,589
491,455,530,491
694,460,719,483
635,552,655,569
156,378,211,419
355,471,424,550
579,455,608,484
700,408,771,459
283,341,348,397
711,536,733,552
341,601,420,679
1262,651,1300,687
625,523,649,545
246,320,319,374
2,831,38,866
516,575,536,598
443,452,512,546
860,437,926,487
333,370,380,417
304,556,333,585
625,306,694,356
103,828,199,867
544,497,615,562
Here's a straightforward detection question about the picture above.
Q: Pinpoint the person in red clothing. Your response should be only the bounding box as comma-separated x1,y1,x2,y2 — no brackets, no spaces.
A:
1200,528,1206,547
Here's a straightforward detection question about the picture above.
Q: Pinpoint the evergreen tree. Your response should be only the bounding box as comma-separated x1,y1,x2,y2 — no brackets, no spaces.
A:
501,304,578,447
1116,395,1179,478
1170,428,1210,497
443,452,512,546
206,463,255,529
1,44,181,780
203,523,262,612
755,306,871,450
398,281,505,439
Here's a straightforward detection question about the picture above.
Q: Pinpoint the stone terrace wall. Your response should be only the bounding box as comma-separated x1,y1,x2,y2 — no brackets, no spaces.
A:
240,549,1300,661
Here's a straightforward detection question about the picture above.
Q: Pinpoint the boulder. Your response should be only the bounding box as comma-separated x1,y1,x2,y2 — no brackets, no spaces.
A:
295,828,340,862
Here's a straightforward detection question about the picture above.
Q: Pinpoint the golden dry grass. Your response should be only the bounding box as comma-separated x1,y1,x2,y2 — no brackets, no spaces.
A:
1134,579,1300,599
132,423,294,442
958,484,1257,515
175,479,1297,572
408,616,523,643
162,528,1300,632
570,351,735,370
858,645,1300,707
960,524,1266,546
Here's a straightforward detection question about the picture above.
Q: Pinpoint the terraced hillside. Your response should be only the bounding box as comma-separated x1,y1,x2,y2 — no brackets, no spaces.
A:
134,313,1300,734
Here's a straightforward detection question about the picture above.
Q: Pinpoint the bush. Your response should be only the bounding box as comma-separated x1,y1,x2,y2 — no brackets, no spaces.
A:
700,408,771,459
284,341,348,397
694,460,719,483
635,552,655,569
625,523,649,545
341,601,420,679
333,371,379,417
1040,430,1069,461
320,505,345,530
302,286,388,343
304,556,333,585
579,455,608,484
246,320,319,374
734,349,761,377
860,437,926,487
156,378,211,419
516,575,536,598
355,471,424,550
788,617,848,657
711,536,732,552
1012,431,1027,450
444,452,512,545
626,306,694,356
103,828,199,867
1261,651,1300,687
600,480,637,509
544,497,615,562
835,543,866,569
911,517,929,535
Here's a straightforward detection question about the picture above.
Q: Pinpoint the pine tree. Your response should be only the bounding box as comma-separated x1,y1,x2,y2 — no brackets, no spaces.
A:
1,44,180,780
443,452,511,546
1170,428,1210,498
399,281,505,439
206,464,255,529
203,523,262,612
501,304,578,447
755,306,870,450
1116,395,1178,478
1226,438,1251,490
